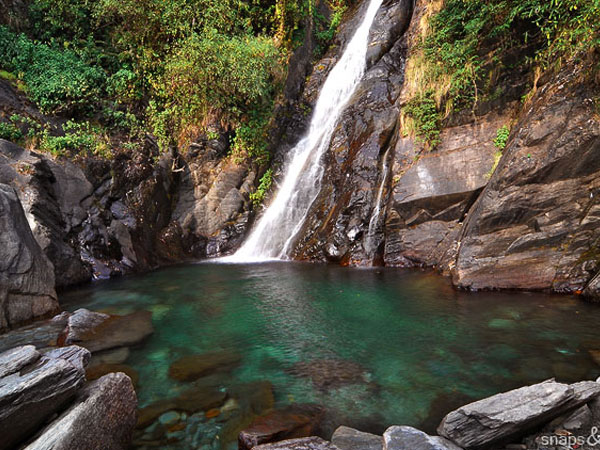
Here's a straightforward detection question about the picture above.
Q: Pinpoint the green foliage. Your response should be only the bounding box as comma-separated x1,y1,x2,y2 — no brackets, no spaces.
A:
403,0,600,144
157,31,283,148
314,1,348,54
0,26,105,114
0,0,350,165
249,168,273,207
39,120,110,158
403,91,441,150
494,125,511,150
0,122,23,141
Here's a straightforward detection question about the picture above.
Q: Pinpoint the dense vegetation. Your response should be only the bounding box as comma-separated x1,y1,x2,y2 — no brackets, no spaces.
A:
0,0,349,162
402,0,600,150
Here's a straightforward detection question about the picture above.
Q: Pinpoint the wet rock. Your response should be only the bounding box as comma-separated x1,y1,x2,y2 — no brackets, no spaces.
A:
86,363,139,386
437,380,600,449
384,426,462,450
289,359,369,390
0,345,40,378
332,426,383,450
367,0,413,67
168,350,241,382
229,380,275,415
253,437,339,450
72,310,154,353
25,372,137,450
62,308,110,344
0,182,58,330
239,404,325,450
0,346,87,449
88,347,130,367
137,387,226,428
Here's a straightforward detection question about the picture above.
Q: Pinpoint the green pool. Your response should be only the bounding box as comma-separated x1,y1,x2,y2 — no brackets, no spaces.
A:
60,262,600,449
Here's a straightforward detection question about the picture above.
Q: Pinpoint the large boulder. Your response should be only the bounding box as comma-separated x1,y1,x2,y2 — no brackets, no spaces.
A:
383,426,462,450
437,380,600,449
0,183,58,331
0,345,89,449
25,372,137,450
0,140,93,288
332,426,383,450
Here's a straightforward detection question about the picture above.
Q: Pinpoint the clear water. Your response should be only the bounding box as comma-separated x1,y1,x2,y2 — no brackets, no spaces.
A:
60,262,600,446
229,0,384,261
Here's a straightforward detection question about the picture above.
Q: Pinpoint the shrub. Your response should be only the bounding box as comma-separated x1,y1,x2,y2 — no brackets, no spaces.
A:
0,122,23,141
249,168,273,207
494,125,511,150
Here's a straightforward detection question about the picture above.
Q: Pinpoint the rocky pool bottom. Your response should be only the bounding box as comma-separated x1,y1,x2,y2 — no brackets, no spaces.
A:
51,262,600,449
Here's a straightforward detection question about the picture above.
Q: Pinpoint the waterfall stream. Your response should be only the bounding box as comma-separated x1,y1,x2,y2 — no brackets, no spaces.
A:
227,0,384,262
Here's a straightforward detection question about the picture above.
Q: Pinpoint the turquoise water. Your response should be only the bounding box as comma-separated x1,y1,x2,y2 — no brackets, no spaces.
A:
60,262,600,446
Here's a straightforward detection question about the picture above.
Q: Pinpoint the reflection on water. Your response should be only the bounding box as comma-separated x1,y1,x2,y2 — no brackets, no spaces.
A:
60,262,600,448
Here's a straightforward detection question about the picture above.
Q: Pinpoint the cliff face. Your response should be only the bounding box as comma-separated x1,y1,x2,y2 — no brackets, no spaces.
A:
277,0,600,298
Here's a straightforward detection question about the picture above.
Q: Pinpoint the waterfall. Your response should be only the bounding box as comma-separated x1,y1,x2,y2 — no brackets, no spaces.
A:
227,0,384,262
364,146,392,257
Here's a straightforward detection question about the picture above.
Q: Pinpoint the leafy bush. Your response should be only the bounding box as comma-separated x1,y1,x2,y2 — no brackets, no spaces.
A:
403,91,441,150
402,0,600,145
39,121,110,157
0,26,106,114
494,125,511,150
158,31,283,148
250,168,273,207
0,122,23,141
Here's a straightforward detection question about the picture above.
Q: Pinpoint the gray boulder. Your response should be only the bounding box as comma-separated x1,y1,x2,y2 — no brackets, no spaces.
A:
44,345,91,371
332,426,383,450
0,183,58,331
437,380,600,449
384,426,463,450
0,346,88,449
253,437,339,450
25,372,137,450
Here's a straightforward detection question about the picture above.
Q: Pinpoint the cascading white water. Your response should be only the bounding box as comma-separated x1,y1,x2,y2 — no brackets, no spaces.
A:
364,146,391,256
227,0,384,262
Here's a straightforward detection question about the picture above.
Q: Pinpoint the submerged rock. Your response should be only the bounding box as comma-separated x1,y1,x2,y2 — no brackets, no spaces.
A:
238,404,325,450
168,350,241,381
437,380,600,449
252,436,338,450
86,363,139,386
384,426,462,450
136,386,227,428
332,426,383,450
67,310,153,353
0,345,88,449
289,359,369,390
25,372,137,450
62,308,110,344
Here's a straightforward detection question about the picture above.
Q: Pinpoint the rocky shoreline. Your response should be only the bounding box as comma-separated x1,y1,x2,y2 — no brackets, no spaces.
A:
248,378,600,450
